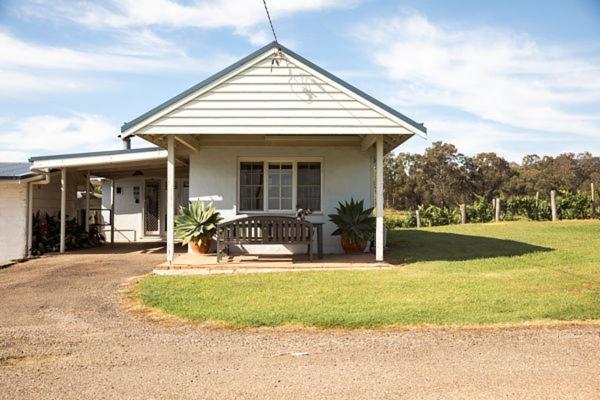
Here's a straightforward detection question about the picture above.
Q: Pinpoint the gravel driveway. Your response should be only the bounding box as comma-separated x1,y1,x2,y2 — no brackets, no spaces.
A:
1,243,598,399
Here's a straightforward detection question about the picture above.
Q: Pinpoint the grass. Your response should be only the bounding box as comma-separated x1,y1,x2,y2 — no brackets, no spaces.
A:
137,220,600,328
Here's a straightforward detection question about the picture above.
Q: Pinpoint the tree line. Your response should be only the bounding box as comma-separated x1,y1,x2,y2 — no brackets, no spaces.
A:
384,142,600,210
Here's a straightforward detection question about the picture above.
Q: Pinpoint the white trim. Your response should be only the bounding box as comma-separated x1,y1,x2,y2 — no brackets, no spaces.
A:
375,135,384,261
236,156,324,214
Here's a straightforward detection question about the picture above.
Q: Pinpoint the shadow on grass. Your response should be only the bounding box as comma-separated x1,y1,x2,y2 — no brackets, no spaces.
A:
387,229,553,264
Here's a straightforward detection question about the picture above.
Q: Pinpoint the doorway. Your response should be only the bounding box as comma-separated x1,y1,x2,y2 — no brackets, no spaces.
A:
144,180,160,236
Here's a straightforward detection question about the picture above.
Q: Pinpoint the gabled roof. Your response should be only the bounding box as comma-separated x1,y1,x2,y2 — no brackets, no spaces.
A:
0,162,38,181
121,42,426,136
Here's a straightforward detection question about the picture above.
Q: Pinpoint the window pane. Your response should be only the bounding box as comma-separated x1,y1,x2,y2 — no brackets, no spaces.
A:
297,162,321,211
267,162,293,210
268,198,280,210
240,162,264,211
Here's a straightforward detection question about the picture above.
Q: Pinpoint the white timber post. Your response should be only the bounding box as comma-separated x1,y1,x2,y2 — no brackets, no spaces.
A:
85,170,90,233
27,182,34,256
375,134,384,262
166,135,175,264
110,179,115,243
60,168,67,253
460,203,466,224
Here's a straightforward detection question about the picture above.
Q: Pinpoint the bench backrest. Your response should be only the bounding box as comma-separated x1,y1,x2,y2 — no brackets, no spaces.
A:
217,216,313,245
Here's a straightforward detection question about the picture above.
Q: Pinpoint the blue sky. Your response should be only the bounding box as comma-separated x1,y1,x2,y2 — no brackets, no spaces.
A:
1,0,599,162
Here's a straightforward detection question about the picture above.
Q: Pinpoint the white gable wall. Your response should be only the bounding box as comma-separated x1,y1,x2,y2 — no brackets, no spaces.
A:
189,145,372,254
139,55,413,136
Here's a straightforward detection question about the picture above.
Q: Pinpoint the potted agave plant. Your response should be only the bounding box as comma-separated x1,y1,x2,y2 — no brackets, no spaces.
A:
174,201,223,254
328,198,375,254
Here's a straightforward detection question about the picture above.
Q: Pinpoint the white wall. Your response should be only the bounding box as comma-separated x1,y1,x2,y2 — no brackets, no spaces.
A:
0,183,28,261
189,145,372,254
101,177,188,242
101,177,144,242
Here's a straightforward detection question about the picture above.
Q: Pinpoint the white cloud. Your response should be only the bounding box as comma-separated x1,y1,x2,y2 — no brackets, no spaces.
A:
20,0,359,43
0,29,235,95
355,12,600,138
0,114,121,161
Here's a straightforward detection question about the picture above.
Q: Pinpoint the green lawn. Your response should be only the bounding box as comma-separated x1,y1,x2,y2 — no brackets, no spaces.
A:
137,220,600,328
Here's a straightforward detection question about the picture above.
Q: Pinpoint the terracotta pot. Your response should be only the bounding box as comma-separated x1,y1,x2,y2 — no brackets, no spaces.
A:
189,239,212,254
340,235,367,254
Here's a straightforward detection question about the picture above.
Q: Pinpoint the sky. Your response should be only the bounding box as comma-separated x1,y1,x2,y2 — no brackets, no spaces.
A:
0,0,599,163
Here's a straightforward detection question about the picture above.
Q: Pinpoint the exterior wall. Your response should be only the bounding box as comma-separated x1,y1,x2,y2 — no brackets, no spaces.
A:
189,145,372,254
101,178,144,242
0,183,28,261
101,177,188,242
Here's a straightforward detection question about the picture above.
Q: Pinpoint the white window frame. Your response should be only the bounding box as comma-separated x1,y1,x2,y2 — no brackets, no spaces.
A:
237,156,324,215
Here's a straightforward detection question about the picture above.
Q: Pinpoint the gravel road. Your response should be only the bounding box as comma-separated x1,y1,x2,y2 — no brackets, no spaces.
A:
1,243,598,399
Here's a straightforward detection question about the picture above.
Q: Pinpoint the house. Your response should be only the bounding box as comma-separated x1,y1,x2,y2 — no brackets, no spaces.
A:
15,42,426,263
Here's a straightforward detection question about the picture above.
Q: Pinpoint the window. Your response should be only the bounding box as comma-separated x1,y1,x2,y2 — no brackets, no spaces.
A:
239,162,264,211
268,163,293,210
238,160,322,213
297,162,321,211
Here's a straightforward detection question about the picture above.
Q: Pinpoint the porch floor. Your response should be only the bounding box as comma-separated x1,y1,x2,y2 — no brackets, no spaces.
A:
154,253,393,275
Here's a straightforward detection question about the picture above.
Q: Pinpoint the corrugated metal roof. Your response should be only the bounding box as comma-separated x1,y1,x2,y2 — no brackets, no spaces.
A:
121,41,427,135
0,162,37,180
29,147,163,162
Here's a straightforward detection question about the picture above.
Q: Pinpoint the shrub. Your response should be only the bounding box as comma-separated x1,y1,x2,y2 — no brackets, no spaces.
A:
328,198,376,244
466,195,493,223
31,212,104,256
556,190,592,220
174,201,223,245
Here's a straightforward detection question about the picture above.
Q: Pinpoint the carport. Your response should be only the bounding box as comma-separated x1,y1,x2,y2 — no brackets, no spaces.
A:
29,146,189,253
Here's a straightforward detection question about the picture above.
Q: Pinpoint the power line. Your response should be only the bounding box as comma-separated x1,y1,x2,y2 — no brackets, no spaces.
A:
262,0,278,44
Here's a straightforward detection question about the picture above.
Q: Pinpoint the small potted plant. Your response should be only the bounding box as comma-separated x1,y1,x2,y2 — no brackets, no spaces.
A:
174,201,223,254
328,198,375,254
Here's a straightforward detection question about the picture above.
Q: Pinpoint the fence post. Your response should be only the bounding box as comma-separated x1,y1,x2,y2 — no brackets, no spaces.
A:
592,183,596,218
535,191,539,207
460,203,466,224
415,209,421,228
494,198,500,222
551,190,557,222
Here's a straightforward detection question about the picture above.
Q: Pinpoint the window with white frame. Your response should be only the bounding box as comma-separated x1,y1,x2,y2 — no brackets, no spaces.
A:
238,160,321,212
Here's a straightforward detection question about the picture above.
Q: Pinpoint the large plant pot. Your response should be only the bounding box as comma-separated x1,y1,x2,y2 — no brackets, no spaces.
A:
189,239,212,254
340,235,367,254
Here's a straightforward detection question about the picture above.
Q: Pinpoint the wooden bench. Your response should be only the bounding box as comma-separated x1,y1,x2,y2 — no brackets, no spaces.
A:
216,216,314,262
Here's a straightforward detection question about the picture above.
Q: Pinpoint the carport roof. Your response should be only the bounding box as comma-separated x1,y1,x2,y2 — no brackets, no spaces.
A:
0,162,38,181
29,147,160,162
